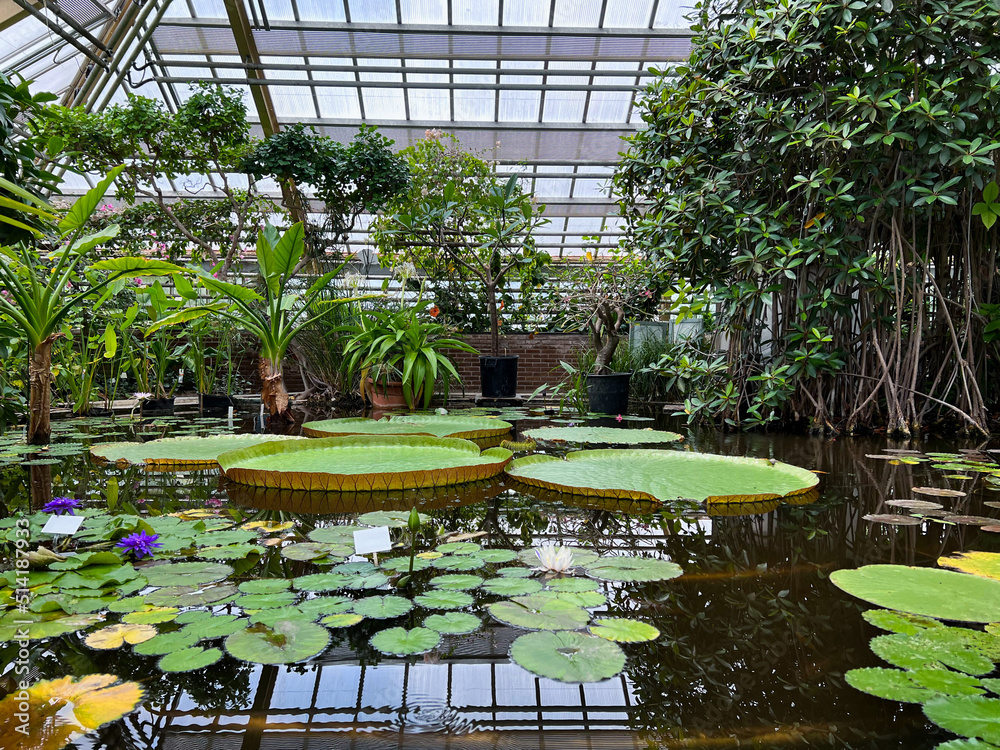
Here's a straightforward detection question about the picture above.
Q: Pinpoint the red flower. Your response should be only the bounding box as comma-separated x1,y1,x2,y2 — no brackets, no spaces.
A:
428,305,440,318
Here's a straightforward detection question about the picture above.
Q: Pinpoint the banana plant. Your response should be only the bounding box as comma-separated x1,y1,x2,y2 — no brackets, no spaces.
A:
148,222,377,417
0,167,184,443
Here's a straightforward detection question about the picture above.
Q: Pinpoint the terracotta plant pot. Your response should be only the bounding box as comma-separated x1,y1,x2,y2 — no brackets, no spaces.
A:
364,378,410,409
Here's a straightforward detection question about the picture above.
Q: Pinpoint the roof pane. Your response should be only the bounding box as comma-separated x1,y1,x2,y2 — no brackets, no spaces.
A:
190,0,229,18
347,0,396,23
503,0,550,26
654,0,695,27
312,58,363,119
271,86,318,118
295,0,347,22
603,0,654,27
261,0,296,21
553,0,602,27
453,0,500,25
400,0,446,24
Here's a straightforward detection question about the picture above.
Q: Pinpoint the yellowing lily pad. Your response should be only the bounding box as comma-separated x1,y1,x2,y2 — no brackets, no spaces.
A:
939,552,1000,581
506,449,818,504
85,623,158,650
218,435,512,491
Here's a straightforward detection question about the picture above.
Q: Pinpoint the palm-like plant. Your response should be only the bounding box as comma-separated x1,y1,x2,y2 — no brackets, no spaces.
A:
0,167,184,442
148,222,375,417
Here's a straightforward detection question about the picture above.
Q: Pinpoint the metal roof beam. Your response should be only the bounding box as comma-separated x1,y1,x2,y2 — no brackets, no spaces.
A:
9,0,110,69
222,0,280,137
151,75,642,92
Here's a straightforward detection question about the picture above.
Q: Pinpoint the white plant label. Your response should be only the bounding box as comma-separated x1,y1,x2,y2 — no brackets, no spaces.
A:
354,526,392,556
41,515,84,536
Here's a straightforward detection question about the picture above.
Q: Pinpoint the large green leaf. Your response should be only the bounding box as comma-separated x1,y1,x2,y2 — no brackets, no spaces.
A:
830,566,1000,623
510,631,626,683
224,621,330,664
370,626,441,656
89,257,185,277
302,415,512,440
489,594,591,631
91,435,304,468
939,553,1000,582
523,426,683,445
506,449,818,504
217,435,512,491
60,165,124,234
925,696,1000,744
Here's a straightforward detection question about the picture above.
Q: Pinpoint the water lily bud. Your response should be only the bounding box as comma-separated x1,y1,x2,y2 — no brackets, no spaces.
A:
407,507,421,534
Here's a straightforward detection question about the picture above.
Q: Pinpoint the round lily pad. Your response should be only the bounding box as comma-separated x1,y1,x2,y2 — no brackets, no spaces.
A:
90,434,304,468
142,562,234,588
436,542,480,555
506,450,818,503
489,595,591,631
583,556,683,583
547,577,599,593
517,547,599,567
381,556,430,573
145,584,238,608
357,511,432,528
831,565,1000,622
424,612,481,635
281,543,338,562
133,629,200,656
158,646,223,673
121,607,179,625
195,544,264,560
429,574,483,591
476,549,517,563
224,621,330,664
588,618,660,643
182,615,249,640
414,590,474,610
924,695,1000,744
913,487,967,498
481,578,544,597
308,526,363,544
295,596,356,619
218,435,512,491
863,514,923,526
292,573,353,592
510,631,626,683
321,613,364,628
353,595,413,619
85,623,158,650
302,415,512,440
370,626,441,656
238,579,291,595
237,592,297,610
523,426,682,445
431,555,485,571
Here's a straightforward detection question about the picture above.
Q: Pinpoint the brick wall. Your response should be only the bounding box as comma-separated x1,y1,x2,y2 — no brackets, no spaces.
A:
236,333,590,397
449,333,590,394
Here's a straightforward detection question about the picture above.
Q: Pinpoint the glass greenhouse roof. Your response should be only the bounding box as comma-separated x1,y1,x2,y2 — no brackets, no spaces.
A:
0,0,694,255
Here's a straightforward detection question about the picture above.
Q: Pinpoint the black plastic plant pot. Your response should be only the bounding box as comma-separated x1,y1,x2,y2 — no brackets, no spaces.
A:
586,372,631,415
140,397,175,417
479,355,519,398
200,393,235,414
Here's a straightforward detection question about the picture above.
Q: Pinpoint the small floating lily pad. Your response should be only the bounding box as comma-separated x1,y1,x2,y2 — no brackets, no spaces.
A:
436,542,480,555
913,487,967,498
357,510,432,528
353,595,413,619
588,618,660,643
429,574,483,590
133,630,200,656
321,613,364,628
370,626,441,656
481,578,543,597
224,621,330,664
863,514,922,526
510,631,626,683
281,543,340,562
831,565,1000,622
476,549,517,563
414,590,474,610
424,612,481,635
489,594,590,631
885,500,945,511
158,646,223,673
583,556,683,583
143,562,234,588
431,555,485,571
238,579,291,595
85,623,158,650
182,615,248,640
923,695,1000,744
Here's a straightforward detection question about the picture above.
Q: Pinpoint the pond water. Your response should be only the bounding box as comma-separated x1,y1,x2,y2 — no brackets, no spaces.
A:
2,407,997,749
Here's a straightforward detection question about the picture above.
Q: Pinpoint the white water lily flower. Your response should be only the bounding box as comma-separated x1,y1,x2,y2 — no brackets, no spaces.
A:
534,544,575,574
132,392,152,401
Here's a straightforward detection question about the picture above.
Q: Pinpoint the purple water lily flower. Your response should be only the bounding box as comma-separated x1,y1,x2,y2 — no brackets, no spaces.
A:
116,530,163,559
42,497,79,516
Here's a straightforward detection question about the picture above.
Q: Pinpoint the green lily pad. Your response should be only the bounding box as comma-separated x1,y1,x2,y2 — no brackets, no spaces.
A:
238,579,291,595
489,595,591,631
343,573,390,590
481,578,544,597
506,449,818,503
381,556,430,573
297,596,355,619
218,435,512,491
499,567,533,578
0,612,104,641
476,549,517,563
414,590,474,610
353,595,413,619
195,529,256,547
437,542,481,555
237,592,297,610
523,426,682,445
510,631,626,683
174,610,212,625
90,434,304,467
863,609,945,635
547,577,599,593
302,415,512,440
370,626,441,656
429,574,483,591
584,556,683,583
195,544,263,561
133,629,201,656
249,607,317,627
424,612,481,635
924,696,1000,744
142,562,234,588
158,646,223,673
321,613,364,628
831,565,1000,623
224,621,331,664
281,542,337,562
292,573,353,592
122,607,179,625
145,584,237,608
182,615,249,640
431,556,485,571
588,618,660,643
108,596,149,613
871,631,995,675
308,526,363,544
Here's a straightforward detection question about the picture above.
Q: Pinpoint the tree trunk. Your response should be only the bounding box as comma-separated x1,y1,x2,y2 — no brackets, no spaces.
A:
28,335,60,445
259,356,290,417
29,463,53,512
594,333,620,374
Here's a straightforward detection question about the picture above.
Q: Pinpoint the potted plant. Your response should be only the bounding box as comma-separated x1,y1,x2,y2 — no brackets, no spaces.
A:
183,314,241,414
340,292,476,410
552,248,660,415
373,132,548,399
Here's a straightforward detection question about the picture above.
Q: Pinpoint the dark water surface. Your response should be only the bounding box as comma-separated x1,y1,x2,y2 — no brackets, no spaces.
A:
3,408,996,749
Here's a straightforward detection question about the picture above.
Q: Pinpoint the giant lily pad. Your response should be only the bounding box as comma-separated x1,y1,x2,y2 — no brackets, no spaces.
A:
218,435,512,491
370,626,441,656
506,449,818,504
831,565,1000,623
0,675,143,750
523,426,682,445
939,552,1000,581
510,631,626,683
90,434,304,468
302,415,512,440
224,621,330,664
